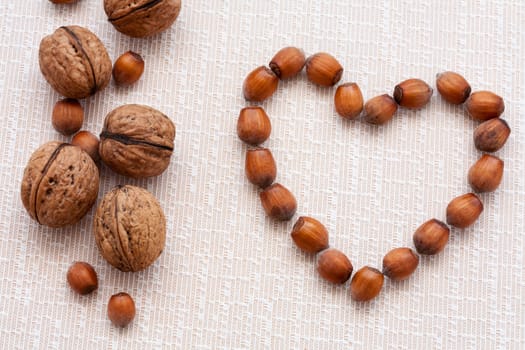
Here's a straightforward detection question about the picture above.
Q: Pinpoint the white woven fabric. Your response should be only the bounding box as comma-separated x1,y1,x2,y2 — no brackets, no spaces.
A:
0,0,524,348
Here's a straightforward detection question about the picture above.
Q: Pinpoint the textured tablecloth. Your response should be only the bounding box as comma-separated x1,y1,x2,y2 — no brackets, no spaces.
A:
1,0,524,349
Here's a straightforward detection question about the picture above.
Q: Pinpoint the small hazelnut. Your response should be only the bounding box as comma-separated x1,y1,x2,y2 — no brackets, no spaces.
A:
382,247,419,281
237,107,272,145
243,66,279,102
291,216,329,254
363,94,398,125
474,118,511,152
317,248,353,284
107,292,136,327
465,91,504,121
259,183,297,221
413,219,450,255
112,51,144,86
446,193,483,228
468,154,504,193
71,131,100,163
245,148,276,188
305,53,343,87
269,47,306,79
436,71,471,104
52,99,84,136
66,261,98,295
350,266,384,302
393,78,433,109
334,82,364,119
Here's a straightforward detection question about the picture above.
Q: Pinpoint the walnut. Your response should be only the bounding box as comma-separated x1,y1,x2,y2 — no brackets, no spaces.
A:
99,104,175,178
39,26,112,99
104,0,182,38
93,185,166,272
20,141,100,228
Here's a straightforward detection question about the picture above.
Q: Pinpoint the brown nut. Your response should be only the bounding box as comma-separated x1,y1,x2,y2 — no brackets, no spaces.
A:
291,216,329,253
39,26,112,99
350,266,384,302
363,94,398,125
436,71,471,104
317,248,353,284
104,0,181,38
243,66,279,102
465,91,505,121
99,104,175,178
21,141,99,228
269,47,306,79
71,131,100,163
468,154,504,193
334,83,364,119
474,118,511,152
305,53,343,87
245,148,276,188
94,185,166,272
52,99,84,136
413,219,450,255
67,261,98,295
113,51,144,86
259,183,297,221
108,292,135,327
393,78,433,109
446,193,483,228
382,247,419,281
237,107,271,145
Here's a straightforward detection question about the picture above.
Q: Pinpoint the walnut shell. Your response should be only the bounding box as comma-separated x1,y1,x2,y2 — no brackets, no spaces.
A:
93,185,166,272
99,104,175,178
20,141,100,228
104,0,182,38
39,26,112,99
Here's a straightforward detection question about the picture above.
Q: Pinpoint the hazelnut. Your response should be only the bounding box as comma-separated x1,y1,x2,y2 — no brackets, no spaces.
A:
468,154,504,193
259,183,297,221
94,185,166,272
382,247,419,281
20,141,99,227
465,91,505,121
413,219,450,255
237,107,272,145
108,292,135,327
305,53,343,87
363,94,398,125
66,261,98,295
350,266,384,302
334,82,364,119
52,99,84,136
474,118,511,152
245,148,276,188
39,26,112,99
104,0,182,38
436,71,471,104
113,51,144,86
71,131,100,163
269,47,306,79
393,78,433,109
291,216,329,254
317,248,353,284
242,66,279,102
99,104,175,178
446,193,483,228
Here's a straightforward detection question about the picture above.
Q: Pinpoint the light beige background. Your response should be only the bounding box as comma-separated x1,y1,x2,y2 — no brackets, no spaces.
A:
1,0,524,349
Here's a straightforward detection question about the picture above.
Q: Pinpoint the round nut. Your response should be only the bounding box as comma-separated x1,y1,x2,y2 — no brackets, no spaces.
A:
473,118,511,152
113,51,144,86
393,78,433,109
468,154,504,193
71,131,100,163
305,52,343,87
413,219,450,255
317,248,353,284
99,104,175,178
245,148,276,189
334,82,364,119
236,107,272,145
243,66,279,102
104,0,182,38
436,71,471,104
382,247,419,281
465,91,505,121
94,185,166,272
108,292,135,327
350,266,384,302
52,99,84,136
291,216,329,254
39,26,112,99
259,183,297,221
67,261,98,295
446,193,483,228
363,94,398,125
20,141,99,228
269,47,306,79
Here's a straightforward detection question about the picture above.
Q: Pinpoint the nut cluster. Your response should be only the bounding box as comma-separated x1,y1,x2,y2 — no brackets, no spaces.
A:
238,48,511,302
